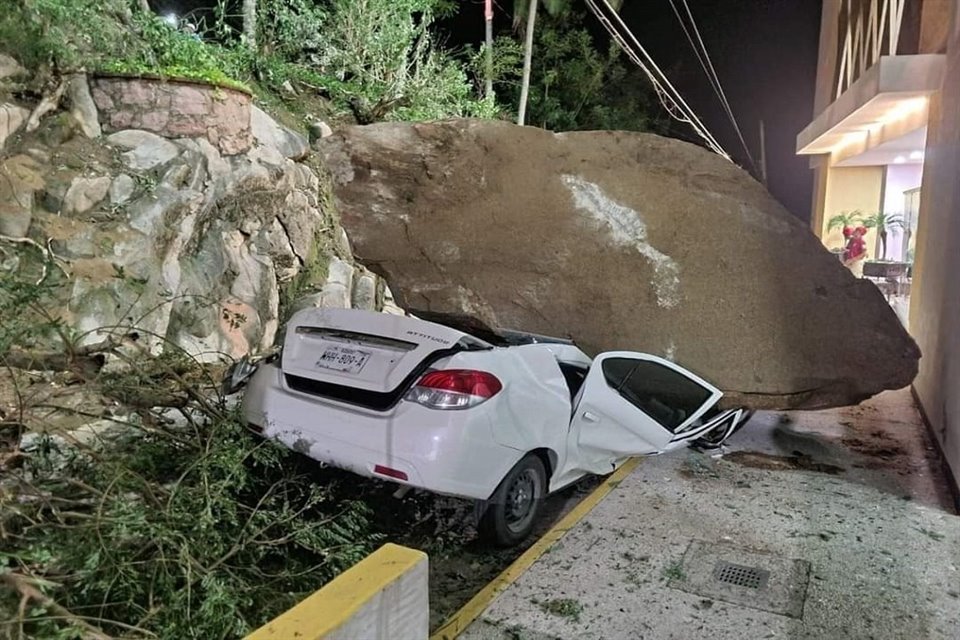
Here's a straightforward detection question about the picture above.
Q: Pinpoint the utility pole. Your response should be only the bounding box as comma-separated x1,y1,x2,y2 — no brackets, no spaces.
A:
758,119,768,187
485,0,494,100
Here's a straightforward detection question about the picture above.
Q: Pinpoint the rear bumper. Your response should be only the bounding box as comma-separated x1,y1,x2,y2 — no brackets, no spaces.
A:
241,363,521,500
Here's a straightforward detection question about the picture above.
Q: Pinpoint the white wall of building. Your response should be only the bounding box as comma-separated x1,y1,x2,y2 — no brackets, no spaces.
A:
882,163,924,260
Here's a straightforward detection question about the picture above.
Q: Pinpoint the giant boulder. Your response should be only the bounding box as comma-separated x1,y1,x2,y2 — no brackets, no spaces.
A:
320,119,920,410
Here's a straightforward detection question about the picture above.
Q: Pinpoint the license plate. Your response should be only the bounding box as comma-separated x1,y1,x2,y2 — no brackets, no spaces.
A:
315,345,371,374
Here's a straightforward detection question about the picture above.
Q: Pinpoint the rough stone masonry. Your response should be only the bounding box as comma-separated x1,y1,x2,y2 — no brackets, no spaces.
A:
320,119,920,410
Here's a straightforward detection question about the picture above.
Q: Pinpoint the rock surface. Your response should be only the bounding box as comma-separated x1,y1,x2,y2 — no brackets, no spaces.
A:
320,119,921,410
63,176,111,214
66,74,102,139
0,102,29,150
107,129,180,170
0,154,42,237
251,106,310,160
0,53,24,80
4,105,385,362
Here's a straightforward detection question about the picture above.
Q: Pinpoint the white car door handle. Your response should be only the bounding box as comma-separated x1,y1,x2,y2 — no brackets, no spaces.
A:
582,411,600,423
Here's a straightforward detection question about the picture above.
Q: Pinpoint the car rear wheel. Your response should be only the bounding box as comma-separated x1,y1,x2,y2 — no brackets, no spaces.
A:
479,454,546,547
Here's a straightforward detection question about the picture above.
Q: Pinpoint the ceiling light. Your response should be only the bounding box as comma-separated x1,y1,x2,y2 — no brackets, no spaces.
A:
894,155,906,164
909,150,924,160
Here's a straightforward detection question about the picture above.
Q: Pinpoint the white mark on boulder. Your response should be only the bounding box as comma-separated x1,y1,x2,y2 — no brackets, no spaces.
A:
561,174,680,308
665,340,676,362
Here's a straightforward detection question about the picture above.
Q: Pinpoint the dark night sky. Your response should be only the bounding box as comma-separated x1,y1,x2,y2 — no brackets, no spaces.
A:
621,0,823,221
451,0,823,221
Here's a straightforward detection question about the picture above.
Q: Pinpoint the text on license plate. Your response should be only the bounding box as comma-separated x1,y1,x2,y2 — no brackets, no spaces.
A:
315,346,371,374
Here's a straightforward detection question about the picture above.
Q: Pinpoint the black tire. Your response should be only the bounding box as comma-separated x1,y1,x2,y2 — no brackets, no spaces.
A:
478,454,547,547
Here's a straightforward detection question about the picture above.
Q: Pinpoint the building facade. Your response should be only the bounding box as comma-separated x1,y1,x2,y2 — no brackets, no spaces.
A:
797,0,960,491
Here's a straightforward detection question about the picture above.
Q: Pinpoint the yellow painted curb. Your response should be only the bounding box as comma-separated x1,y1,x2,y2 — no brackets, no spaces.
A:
245,542,426,640
430,457,642,640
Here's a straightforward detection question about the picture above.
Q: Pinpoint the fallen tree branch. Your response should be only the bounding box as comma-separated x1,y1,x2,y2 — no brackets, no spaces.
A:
0,235,71,282
0,571,114,640
25,79,68,132
2,337,122,374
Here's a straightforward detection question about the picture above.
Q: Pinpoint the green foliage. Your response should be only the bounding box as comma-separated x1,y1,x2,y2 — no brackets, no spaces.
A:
304,0,495,121
1,0,655,128
255,0,328,59
0,244,67,357
2,406,379,638
100,13,251,91
861,210,905,232
0,0,139,72
278,232,331,323
862,210,905,260
826,210,864,232
513,0,624,25
0,253,382,639
0,0,247,90
499,13,661,132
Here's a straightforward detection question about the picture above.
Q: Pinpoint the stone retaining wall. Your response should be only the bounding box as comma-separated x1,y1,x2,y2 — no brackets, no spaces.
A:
91,76,252,155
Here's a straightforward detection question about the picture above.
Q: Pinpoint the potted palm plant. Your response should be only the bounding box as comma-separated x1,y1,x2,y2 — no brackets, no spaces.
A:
862,211,905,261
862,211,907,279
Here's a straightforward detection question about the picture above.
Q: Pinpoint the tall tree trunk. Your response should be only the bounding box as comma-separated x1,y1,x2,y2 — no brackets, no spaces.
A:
484,0,494,100
138,0,150,13
242,0,257,49
517,0,538,125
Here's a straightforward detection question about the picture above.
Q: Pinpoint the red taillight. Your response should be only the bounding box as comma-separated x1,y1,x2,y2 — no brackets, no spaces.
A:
374,464,408,481
405,369,503,410
417,370,503,397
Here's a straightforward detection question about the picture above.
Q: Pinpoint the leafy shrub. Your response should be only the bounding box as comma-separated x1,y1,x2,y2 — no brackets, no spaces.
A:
288,0,494,121
497,12,664,133
0,0,249,90
2,406,378,638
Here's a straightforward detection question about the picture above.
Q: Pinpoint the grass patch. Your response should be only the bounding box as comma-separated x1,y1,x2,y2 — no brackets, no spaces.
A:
662,560,687,581
279,231,332,322
538,597,584,622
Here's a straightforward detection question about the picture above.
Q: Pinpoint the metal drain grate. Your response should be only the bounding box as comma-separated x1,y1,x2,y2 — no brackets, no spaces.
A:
712,561,770,589
669,542,809,617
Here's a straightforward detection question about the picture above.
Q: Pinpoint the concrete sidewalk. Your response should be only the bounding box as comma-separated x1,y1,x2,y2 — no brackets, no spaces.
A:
462,390,960,640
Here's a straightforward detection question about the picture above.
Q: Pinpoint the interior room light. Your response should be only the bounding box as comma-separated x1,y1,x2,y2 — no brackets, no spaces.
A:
893,155,907,164
909,150,924,160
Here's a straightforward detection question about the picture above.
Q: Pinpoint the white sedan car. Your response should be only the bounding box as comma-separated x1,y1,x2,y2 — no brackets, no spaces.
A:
231,308,750,546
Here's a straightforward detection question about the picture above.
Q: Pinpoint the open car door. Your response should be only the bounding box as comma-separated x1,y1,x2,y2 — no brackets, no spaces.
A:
566,352,723,475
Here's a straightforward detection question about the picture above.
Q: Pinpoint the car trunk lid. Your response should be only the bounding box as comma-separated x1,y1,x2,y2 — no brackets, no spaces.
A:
281,309,490,408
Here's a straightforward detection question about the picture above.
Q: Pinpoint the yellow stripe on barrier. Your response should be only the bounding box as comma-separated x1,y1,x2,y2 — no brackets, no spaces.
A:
430,457,642,640
246,542,426,640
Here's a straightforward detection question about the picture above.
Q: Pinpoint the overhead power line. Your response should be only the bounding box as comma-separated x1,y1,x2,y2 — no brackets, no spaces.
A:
584,0,733,162
667,0,759,173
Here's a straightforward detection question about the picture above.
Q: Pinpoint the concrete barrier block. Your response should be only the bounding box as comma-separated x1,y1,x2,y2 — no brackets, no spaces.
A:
246,543,429,640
